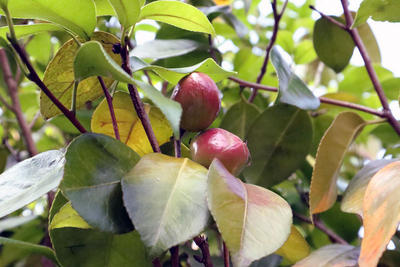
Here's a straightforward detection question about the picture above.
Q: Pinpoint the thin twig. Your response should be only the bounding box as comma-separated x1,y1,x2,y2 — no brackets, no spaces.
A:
294,212,348,245
143,70,153,86
2,137,20,161
193,235,214,267
170,246,180,267
248,0,288,103
223,242,230,267
162,81,169,96
29,111,41,129
0,49,37,156
208,35,218,62
97,76,120,140
309,5,347,30
229,76,384,117
0,93,13,111
152,258,162,267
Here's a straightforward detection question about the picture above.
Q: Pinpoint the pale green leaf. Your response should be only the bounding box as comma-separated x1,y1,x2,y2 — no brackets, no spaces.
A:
0,24,63,40
108,0,142,28
94,0,116,16
353,0,400,27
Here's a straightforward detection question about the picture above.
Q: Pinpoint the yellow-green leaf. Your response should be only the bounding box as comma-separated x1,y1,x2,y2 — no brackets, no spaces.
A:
208,159,292,267
50,202,91,230
310,112,365,215
91,91,172,156
275,226,310,264
0,24,63,40
41,31,120,119
359,161,400,267
108,0,142,28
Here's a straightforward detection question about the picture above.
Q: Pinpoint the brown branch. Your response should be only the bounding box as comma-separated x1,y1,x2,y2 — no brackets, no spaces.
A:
309,5,347,30
0,93,13,111
0,49,37,156
143,70,153,86
170,246,180,267
152,258,162,267
97,76,120,140
223,242,230,267
248,0,288,103
7,37,87,134
193,235,214,267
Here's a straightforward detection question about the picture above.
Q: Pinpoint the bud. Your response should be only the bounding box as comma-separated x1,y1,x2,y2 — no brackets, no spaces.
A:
190,128,250,175
172,72,221,132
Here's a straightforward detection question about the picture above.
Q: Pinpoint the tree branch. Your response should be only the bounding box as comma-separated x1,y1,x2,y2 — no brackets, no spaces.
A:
0,93,14,111
193,235,214,267
309,5,347,30
97,76,120,140
223,242,230,267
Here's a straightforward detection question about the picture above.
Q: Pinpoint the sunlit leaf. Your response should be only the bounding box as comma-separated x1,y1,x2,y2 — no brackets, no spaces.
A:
244,104,313,187
0,24,63,40
50,202,91,230
275,226,310,264
41,31,120,119
122,153,209,256
0,150,64,218
359,161,400,267
94,0,115,16
353,0,400,27
91,91,173,156
310,112,365,215
108,0,142,28
208,159,292,267
139,1,216,36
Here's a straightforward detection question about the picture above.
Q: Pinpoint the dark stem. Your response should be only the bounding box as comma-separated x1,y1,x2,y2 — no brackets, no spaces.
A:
229,76,385,117
309,5,347,30
223,242,230,267
0,49,37,156
7,37,87,133
97,76,120,140
162,81,169,96
193,235,214,267
208,35,218,62
248,0,288,103
294,212,348,245
152,258,162,267
0,93,13,111
144,70,153,86
120,43,161,153
170,246,180,267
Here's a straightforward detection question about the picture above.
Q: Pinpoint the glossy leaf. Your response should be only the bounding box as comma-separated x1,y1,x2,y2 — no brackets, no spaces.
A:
220,97,261,139
275,226,310,264
341,159,397,216
310,112,366,215
139,1,216,36
0,150,64,218
94,0,115,16
122,153,209,256
74,41,182,137
313,16,355,72
108,0,142,28
353,0,400,27
244,104,313,187
4,0,96,39
294,244,360,267
271,47,320,110
359,161,400,267
50,202,91,230
61,133,140,233
91,91,173,156
41,31,120,119
208,159,292,267
131,39,203,60
0,24,63,40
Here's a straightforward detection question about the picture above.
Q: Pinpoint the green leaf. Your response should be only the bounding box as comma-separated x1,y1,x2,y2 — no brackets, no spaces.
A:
275,225,310,264
122,153,209,256
139,1,215,36
353,0,400,27
4,0,97,39
94,0,116,16
0,150,64,218
358,22,381,63
294,244,360,267
108,0,142,28
60,133,140,233
309,112,366,215
130,56,235,85
293,40,317,65
220,97,261,139
243,104,313,187
208,159,292,267
313,16,355,72
41,31,121,119
0,237,57,263
73,40,182,137
359,161,400,267
131,39,203,60
49,190,68,223
0,24,63,40
341,159,397,216
50,202,92,230
271,47,320,110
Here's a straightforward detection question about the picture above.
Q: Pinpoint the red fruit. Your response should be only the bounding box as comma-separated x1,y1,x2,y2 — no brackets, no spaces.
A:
172,72,221,132
190,128,250,175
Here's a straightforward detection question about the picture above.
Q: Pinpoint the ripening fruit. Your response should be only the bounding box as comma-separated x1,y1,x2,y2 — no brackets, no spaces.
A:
172,72,221,132
190,128,250,175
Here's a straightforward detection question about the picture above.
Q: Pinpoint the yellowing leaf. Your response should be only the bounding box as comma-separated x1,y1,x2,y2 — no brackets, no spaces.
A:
208,159,292,267
213,0,231,5
275,226,310,264
41,31,120,119
310,112,365,215
91,92,172,156
50,202,91,230
359,161,400,267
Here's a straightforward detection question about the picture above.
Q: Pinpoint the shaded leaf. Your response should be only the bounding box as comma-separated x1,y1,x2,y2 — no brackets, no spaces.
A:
61,133,140,233
74,40,182,137
359,161,400,267
41,31,120,119
275,226,310,264
91,91,172,156
0,150,64,218
271,47,320,110
341,159,397,216
122,153,209,256
244,104,313,187
353,0,400,27
313,16,355,72
50,202,91,230
310,112,365,215
139,1,216,36
0,24,63,40
208,159,292,267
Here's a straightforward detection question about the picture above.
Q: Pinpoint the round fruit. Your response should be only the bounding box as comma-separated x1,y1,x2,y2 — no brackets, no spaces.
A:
190,128,250,175
172,72,221,132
